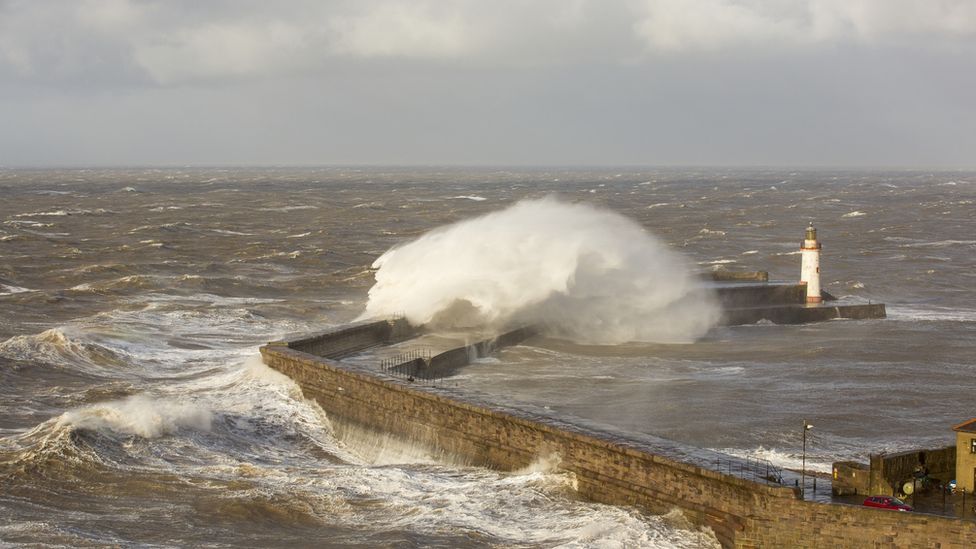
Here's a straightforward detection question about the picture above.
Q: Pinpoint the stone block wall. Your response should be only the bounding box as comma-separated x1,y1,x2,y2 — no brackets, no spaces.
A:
260,345,782,546
715,283,806,308
862,447,956,496
740,498,975,548
261,332,976,548
832,461,870,496
722,303,886,325
708,271,770,283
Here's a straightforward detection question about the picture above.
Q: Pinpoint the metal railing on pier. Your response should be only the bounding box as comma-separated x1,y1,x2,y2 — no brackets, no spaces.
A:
380,348,441,385
713,456,785,486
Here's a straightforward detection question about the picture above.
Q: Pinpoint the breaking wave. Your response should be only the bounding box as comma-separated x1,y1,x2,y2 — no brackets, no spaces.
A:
60,395,213,439
360,197,719,344
0,328,127,371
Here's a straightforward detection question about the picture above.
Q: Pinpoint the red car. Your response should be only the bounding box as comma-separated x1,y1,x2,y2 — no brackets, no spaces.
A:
862,496,913,512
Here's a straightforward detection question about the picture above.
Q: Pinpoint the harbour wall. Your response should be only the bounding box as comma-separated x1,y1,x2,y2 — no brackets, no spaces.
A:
712,282,886,325
722,302,887,325
834,446,956,497
286,318,416,359
260,322,975,548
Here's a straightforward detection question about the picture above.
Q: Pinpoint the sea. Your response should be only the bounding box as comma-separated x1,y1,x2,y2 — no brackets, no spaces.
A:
1,167,974,548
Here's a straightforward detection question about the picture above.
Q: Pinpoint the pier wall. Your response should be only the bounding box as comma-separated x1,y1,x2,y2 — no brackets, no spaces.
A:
715,283,806,308
833,446,955,497
722,302,886,325
284,318,415,359
872,447,955,496
260,326,976,548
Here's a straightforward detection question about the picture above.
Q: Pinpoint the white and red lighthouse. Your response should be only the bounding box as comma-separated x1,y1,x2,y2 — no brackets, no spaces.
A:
800,223,822,304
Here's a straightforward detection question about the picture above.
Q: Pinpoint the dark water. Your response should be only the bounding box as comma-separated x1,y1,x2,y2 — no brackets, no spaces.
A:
1,167,974,547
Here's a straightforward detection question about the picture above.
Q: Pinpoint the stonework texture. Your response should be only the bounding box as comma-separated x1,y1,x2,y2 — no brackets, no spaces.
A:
261,328,975,549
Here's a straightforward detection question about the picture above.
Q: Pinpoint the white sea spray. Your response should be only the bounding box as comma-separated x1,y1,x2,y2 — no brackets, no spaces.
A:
360,197,720,344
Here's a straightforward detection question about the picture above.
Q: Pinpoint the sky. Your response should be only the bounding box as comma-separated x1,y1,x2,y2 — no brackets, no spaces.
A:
1,0,974,168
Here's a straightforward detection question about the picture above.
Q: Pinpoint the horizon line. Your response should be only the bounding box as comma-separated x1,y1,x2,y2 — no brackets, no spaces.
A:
3,163,976,172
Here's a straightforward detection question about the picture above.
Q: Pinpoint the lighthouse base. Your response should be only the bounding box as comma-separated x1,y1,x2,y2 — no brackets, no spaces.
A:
722,301,886,325
710,280,886,325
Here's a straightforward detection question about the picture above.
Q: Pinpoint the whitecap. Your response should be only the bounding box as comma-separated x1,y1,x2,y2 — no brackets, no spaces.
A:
886,306,976,323
841,211,866,218
290,457,719,548
60,394,213,438
899,240,976,248
452,195,487,201
15,210,68,217
32,190,72,195
5,220,54,228
0,284,33,295
257,205,317,212
23,230,71,237
0,328,125,371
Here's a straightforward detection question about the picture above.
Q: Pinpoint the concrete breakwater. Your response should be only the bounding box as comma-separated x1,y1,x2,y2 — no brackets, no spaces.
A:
261,319,974,548
713,281,886,325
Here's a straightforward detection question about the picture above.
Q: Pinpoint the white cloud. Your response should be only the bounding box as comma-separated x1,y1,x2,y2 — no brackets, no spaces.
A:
0,0,973,85
632,0,976,52
633,0,802,52
132,20,313,84
812,0,976,42
329,2,471,58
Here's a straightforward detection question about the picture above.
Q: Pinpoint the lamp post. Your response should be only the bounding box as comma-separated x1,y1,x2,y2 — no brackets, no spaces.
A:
802,420,813,499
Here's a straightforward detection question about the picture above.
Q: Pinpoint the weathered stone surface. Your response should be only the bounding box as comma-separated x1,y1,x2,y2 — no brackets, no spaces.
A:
262,323,973,548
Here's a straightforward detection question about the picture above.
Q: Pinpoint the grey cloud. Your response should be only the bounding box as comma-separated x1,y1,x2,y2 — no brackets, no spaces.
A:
0,0,973,167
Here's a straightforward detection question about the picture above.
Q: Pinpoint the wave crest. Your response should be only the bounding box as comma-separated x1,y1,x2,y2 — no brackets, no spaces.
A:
0,328,126,370
60,395,213,439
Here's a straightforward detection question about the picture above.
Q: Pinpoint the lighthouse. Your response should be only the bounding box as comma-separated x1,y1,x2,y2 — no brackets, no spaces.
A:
800,223,822,304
